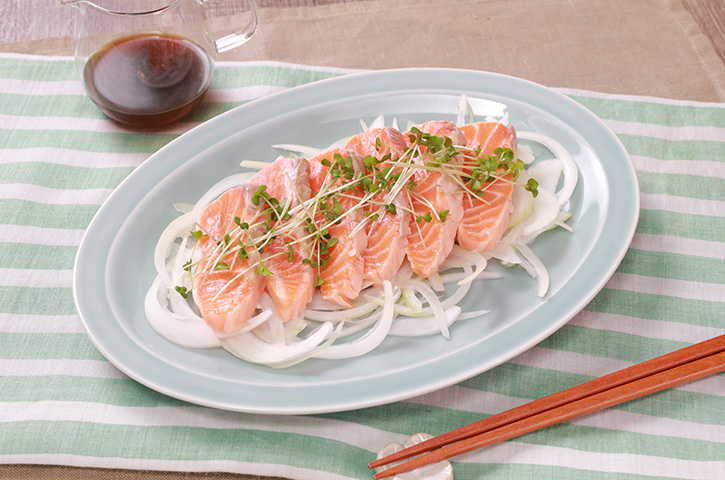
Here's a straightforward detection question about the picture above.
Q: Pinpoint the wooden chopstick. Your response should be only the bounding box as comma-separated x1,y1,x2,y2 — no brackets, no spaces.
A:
370,335,725,478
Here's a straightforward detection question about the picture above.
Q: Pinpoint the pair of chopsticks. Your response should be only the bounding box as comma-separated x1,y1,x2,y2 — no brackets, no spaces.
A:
370,334,725,478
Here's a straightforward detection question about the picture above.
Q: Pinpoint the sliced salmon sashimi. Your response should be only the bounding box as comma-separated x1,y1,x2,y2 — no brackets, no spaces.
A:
457,122,517,253
193,185,265,333
249,157,316,321
190,120,522,332
345,127,410,285
403,120,465,278
307,148,367,308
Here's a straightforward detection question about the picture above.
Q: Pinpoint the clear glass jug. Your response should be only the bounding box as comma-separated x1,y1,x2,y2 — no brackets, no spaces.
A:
61,0,258,127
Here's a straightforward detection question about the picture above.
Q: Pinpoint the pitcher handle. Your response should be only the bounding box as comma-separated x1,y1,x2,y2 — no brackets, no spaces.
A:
204,0,259,54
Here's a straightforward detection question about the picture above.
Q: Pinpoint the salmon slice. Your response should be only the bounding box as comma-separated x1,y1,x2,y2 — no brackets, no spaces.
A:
193,185,264,333
457,122,517,253
345,127,410,285
307,148,367,308
403,120,465,278
344,126,407,165
250,157,316,321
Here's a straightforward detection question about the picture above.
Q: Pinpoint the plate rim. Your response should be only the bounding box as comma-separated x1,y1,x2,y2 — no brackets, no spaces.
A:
73,67,640,414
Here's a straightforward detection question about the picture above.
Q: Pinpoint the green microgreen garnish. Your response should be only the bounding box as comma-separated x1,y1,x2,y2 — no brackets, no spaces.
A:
188,126,533,302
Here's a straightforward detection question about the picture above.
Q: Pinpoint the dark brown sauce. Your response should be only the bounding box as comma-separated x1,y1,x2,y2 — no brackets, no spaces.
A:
83,33,212,127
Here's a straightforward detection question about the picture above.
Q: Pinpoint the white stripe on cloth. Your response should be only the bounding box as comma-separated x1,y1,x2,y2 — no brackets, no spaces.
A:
0,225,85,246
0,184,113,205
458,440,724,480
0,269,73,288
571,310,725,344
0,79,84,96
631,155,725,179
629,233,725,260
409,385,725,442
554,86,725,108
0,359,124,379
606,272,725,303
509,347,725,396
203,85,288,103
0,313,85,333
640,192,725,217
0,148,147,168
603,119,725,142
0,401,408,454
0,113,198,136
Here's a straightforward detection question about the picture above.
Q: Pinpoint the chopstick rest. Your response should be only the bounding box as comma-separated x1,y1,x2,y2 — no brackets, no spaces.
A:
370,335,725,479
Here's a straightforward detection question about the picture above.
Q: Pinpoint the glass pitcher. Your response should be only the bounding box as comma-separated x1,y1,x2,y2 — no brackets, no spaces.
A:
61,0,258,127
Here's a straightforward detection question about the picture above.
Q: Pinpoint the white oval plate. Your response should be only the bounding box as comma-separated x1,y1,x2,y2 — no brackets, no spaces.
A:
73,68,639,414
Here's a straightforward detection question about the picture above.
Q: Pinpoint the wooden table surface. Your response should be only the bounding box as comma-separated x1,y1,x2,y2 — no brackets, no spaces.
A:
1,0,724,64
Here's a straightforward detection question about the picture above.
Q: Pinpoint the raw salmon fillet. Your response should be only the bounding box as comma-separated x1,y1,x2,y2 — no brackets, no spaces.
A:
307,147,367,307
250,157,316,321
193,184,264,333
345,126,407,165
403,120,465,278
345,127,410,285
457,122,517,253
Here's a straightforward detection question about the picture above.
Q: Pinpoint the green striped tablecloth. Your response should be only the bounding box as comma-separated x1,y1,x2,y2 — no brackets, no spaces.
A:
1,53,723,480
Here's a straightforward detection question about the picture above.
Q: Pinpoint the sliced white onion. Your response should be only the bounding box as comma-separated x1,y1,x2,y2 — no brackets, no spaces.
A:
517,144,535,164
239,160,270,170
439,246,488,284
271,143,323,158
388,306,461,337
334,310,382,339
457,308,491,320
528,158,563,194
456,94,475,126
153,211,197,285
396,279,449,338
517,130,578,206
515,244,550,297
508,170,536,228
313,281,396,359
304,296,385,322
518,187,561,245
486,241,521,265
401,287,423,313
368,114,386,129
221,321,337,367
144,276,222,348
173,202,194,214
427,272,445,292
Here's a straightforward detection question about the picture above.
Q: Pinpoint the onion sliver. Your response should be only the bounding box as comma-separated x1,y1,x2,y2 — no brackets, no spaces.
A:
144,277,221,348
397,279,449,338
271,143,323,158
517,130,578,206
401,287,423,313
456,94,475,126
304,296,385,322
389,306,462,337
519,187,560,245
221,321,336,367
313,281,395,359
516,244,550,297
153,212,197,285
